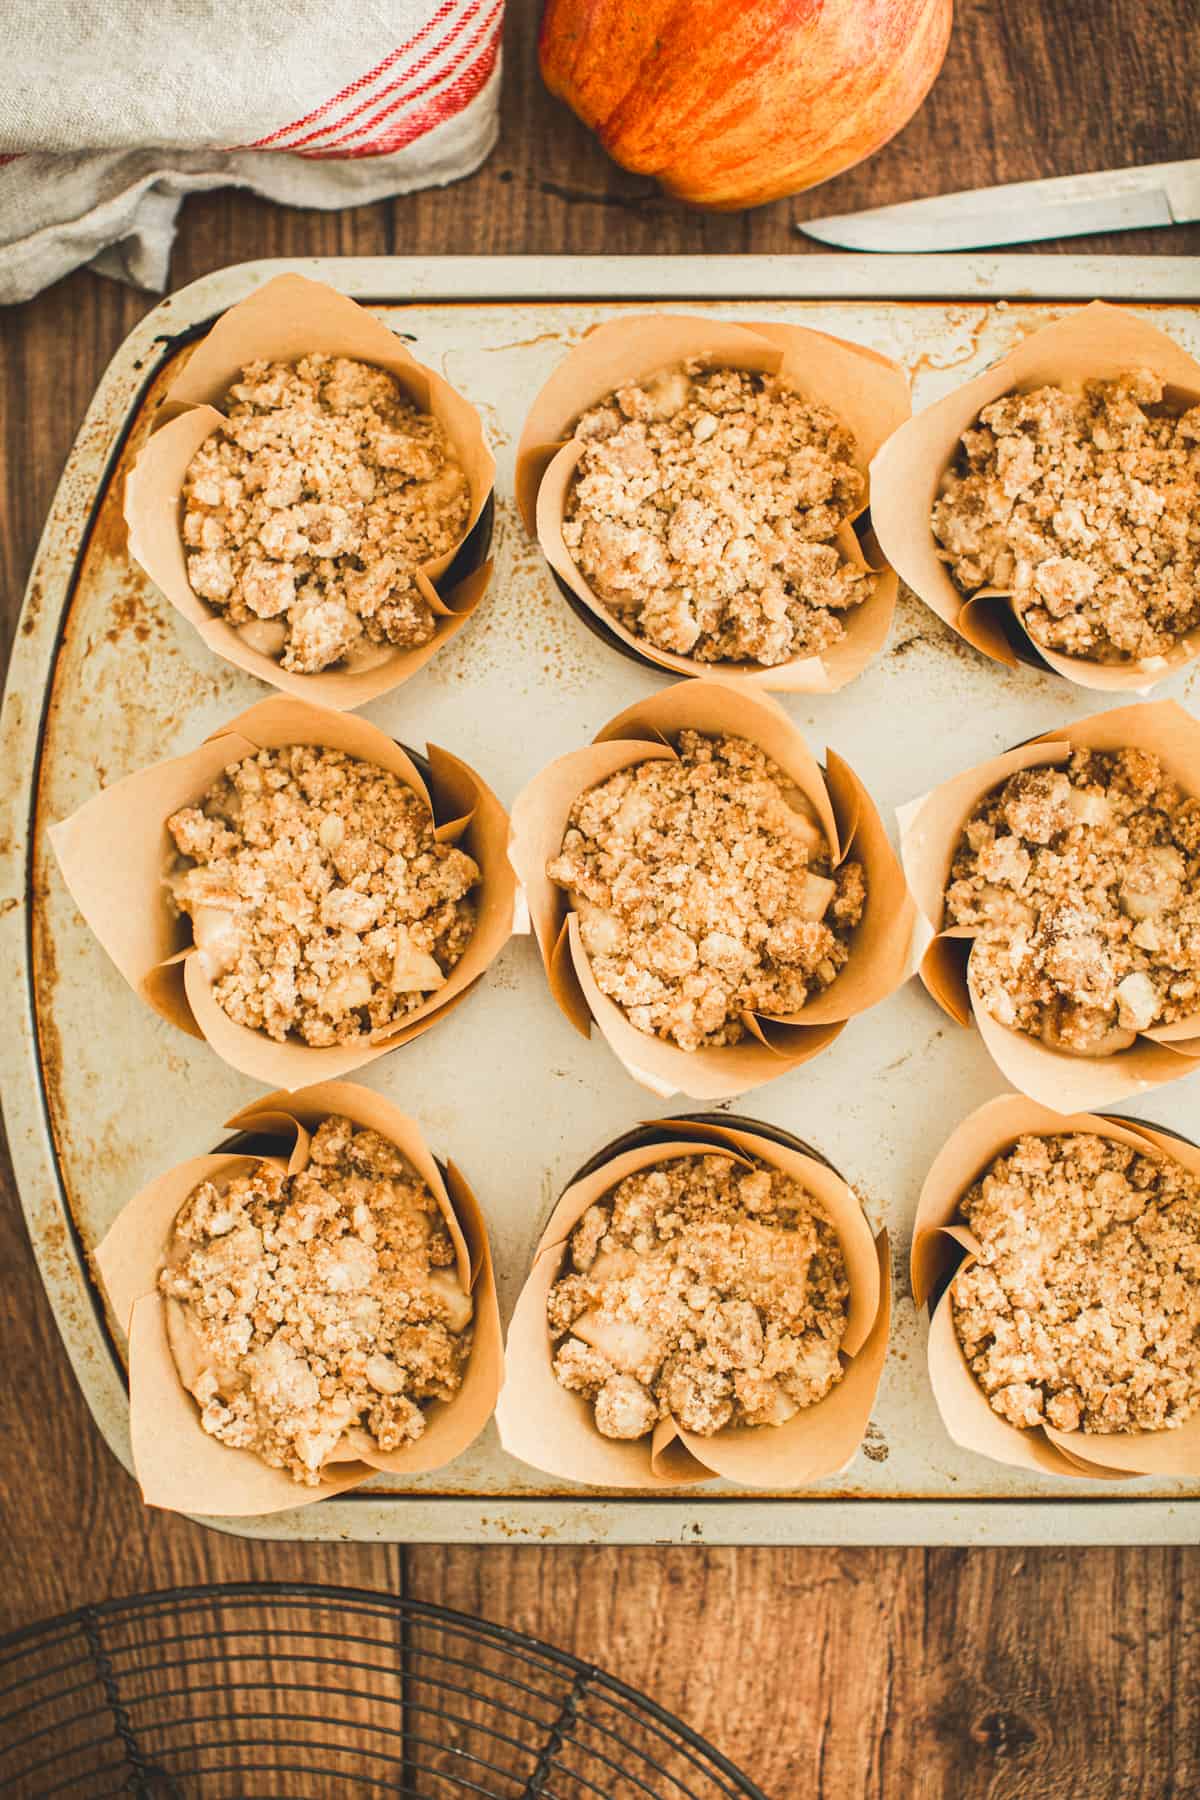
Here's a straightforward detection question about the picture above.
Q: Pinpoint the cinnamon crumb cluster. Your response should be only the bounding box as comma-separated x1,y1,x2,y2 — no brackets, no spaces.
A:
548,732,866,1052
160,1114,473,1484
931,369,1200,664
167,746,478,1046
548,1152,849,1439
562,364,875,667
182,355,470,674
951,1132,1200,1436
945,748,1200,1057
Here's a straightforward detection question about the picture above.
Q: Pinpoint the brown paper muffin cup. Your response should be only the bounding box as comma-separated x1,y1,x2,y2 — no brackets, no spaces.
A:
125,273,496,711
898,699,1200,1113
49,695,516,1087
510,679,916,1101
496,1114,890,1489
870,300,1200,692
93,1081,503,1516
515,313,910,692
911,1093,1200,1482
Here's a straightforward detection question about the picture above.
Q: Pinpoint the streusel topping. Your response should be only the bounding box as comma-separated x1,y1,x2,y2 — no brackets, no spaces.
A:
160,1114,473,1484
945,748,1200,1057
931,369,1200,664
950,1132,1200,1436
182,355,471,674
548,1152,849,1439
547,732,866,1052
562,364,875,667
167,745,478,1047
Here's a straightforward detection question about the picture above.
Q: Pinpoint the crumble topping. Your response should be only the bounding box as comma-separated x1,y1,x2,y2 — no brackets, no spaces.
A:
945,748,1200,1057
931,369,1200,664
548,1152,849,1438
547,731,866,1052
159,1113,473,1484
166,745,478,1046
951,1132,1200,1436
182,354,471,674
561,364,875,667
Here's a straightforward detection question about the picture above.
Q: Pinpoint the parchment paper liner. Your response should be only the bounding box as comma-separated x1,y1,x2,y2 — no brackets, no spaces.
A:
496,1116,890,1488
93,1081,502,1516
911,1093,1200,1481
125,272,496,711
870,300,1200,692
510,679,916,1100
515,314,910,691
898,700,1200,1112
50,695,516,1087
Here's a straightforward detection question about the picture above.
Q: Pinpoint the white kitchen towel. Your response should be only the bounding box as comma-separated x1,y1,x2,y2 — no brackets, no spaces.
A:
0,0,504,304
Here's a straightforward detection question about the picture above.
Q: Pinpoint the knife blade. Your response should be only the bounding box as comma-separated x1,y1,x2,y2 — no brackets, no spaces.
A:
797,159,1200,252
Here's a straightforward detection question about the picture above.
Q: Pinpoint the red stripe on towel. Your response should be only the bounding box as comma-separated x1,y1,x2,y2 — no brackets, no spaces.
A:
305,0,501,154
279,0,480,153
242,0,460,150
299,18,500,159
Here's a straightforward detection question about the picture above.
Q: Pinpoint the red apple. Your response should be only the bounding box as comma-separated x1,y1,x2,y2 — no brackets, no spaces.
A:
539,0,954,210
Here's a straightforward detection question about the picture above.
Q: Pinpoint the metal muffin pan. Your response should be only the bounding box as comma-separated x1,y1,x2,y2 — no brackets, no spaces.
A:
3,253,1200,1543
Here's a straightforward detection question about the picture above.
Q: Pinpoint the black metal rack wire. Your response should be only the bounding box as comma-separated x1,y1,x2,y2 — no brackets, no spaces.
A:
0,1583,769,1799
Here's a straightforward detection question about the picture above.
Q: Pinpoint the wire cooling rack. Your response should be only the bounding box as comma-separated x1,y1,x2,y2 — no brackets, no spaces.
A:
0,1582,767,1798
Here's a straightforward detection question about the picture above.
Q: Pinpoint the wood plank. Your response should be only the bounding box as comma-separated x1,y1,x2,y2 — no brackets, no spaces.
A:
915,1546,1200,1800
405,1544,927,1794
410,1544,1200,1796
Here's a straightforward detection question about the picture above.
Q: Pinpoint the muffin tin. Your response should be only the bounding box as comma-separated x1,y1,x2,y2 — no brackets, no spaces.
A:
4,253,1200,1544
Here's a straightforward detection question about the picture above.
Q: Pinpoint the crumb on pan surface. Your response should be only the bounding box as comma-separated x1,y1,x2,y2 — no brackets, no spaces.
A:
944,748,1200,1057
561,364,875,667
950,1132,1200,1436
547,731,866,1053
931,369,1200,665
167,745,478,1047
548,1152,849,1439
159,1114,473,1484
182,355,471,675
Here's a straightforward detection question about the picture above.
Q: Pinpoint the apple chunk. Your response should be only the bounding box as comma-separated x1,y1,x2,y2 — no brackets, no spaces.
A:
798,872,837,920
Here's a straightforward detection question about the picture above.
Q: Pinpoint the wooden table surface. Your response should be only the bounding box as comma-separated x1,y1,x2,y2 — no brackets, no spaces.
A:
3,2,1198,1793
